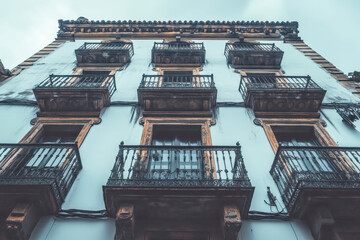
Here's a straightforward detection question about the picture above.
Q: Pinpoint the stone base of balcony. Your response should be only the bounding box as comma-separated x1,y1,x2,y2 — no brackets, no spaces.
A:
244,89,326,118
36,111,102,118
152,63,204,67
290,184,360,240
75,51,132,68
289,182,360,221
138,89,216,117
227,52,283,69
138,89,217,117
230,64,282,69
142,110,213,117
254,111,321,118
76,63,127,68
105,186,253,240
33,88,111,117
332,221,360,240
0,184,60,216
152,52,205,68
103,186,254,220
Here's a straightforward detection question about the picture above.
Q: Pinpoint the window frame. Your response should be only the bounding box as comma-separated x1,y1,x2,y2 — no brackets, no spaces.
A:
254,118,337,153
139,117,214,146
139,117,215,178
20,117,100,147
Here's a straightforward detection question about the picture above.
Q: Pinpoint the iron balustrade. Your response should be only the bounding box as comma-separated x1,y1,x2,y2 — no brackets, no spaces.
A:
36,74,116,96
153,42,205,51
239,75,321,99
349,71,360,82
335,103,360,128
139,74,215,89
270,146,360,212
224,42,282,58
77,42,134,57
0,143,82,204
107,143,251,188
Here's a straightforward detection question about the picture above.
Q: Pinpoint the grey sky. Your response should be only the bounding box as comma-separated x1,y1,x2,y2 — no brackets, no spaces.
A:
1,0,359,73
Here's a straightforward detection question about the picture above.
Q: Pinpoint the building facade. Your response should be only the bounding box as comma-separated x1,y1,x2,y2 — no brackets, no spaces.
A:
0,17,360,240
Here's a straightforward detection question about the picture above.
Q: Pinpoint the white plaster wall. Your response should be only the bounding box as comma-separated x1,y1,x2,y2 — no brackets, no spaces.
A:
3,38,359,239
0,40,87,101
30,216,115,240
0,105,37,142
321,108,360,146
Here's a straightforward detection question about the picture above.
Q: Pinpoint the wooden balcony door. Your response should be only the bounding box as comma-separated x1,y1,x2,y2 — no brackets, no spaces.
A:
274,126,339,173
162,71,193,88
149,125,202,179
25,125,81,168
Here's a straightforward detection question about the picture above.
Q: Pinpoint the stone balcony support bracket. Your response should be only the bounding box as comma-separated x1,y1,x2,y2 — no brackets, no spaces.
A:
5,203,41,240
115,204,135,240
222,205,242,240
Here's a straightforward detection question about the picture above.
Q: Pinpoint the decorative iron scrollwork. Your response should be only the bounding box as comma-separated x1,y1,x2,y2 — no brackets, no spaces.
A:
335,103,360,128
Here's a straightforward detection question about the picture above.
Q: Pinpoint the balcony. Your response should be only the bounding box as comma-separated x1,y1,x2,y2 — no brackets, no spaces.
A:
137,74,217,117
225,42,284,69
33,74,116,117
103,143,253,239
151,42,205,66
239,75,326,118
0,143,81,238
271,146,360,220
75,42,134,67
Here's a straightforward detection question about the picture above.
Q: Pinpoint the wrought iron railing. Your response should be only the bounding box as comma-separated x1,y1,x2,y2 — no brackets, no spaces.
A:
239,75,321,99
0,143,82,204
106,143,251,188
139,74,215,89
335,103,360,128
270,146,360,211
224,42,282,58
349,71,360,82
153,42,205,51
36,74,116,96
77,42,134,57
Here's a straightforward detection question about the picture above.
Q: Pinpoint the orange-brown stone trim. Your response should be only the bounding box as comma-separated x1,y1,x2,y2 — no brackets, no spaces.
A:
287,41,360,98
10,40,67,78
58,18,299,40
21,117,100,147
254,118,334,152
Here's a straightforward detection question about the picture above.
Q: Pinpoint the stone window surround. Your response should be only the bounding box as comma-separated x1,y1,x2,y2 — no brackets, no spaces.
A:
254,118,337,153
20,117,100,147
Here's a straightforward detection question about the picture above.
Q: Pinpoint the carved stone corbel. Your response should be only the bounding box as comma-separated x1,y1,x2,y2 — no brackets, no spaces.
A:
0,59,11,82
115,204,135,240
306,206,336,240
5,203,41,240
222,205,241,240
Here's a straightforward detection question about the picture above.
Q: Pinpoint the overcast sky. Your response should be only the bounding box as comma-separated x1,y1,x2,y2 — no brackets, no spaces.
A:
1,0,359,73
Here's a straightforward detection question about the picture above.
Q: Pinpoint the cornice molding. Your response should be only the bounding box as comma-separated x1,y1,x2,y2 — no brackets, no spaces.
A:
57,17,299,40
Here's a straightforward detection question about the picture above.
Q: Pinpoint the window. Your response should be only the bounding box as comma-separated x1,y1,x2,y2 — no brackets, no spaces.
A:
22,124,84,168
139,117,215,180
17,118,96,170
273,126,321,147
272,125,338,173
149,125,202,179
140,118,213,146
72,70,112,88
255,118,336,152
257,119,349,180
162,71,193,87
38,125,82,144
20,118,98,145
